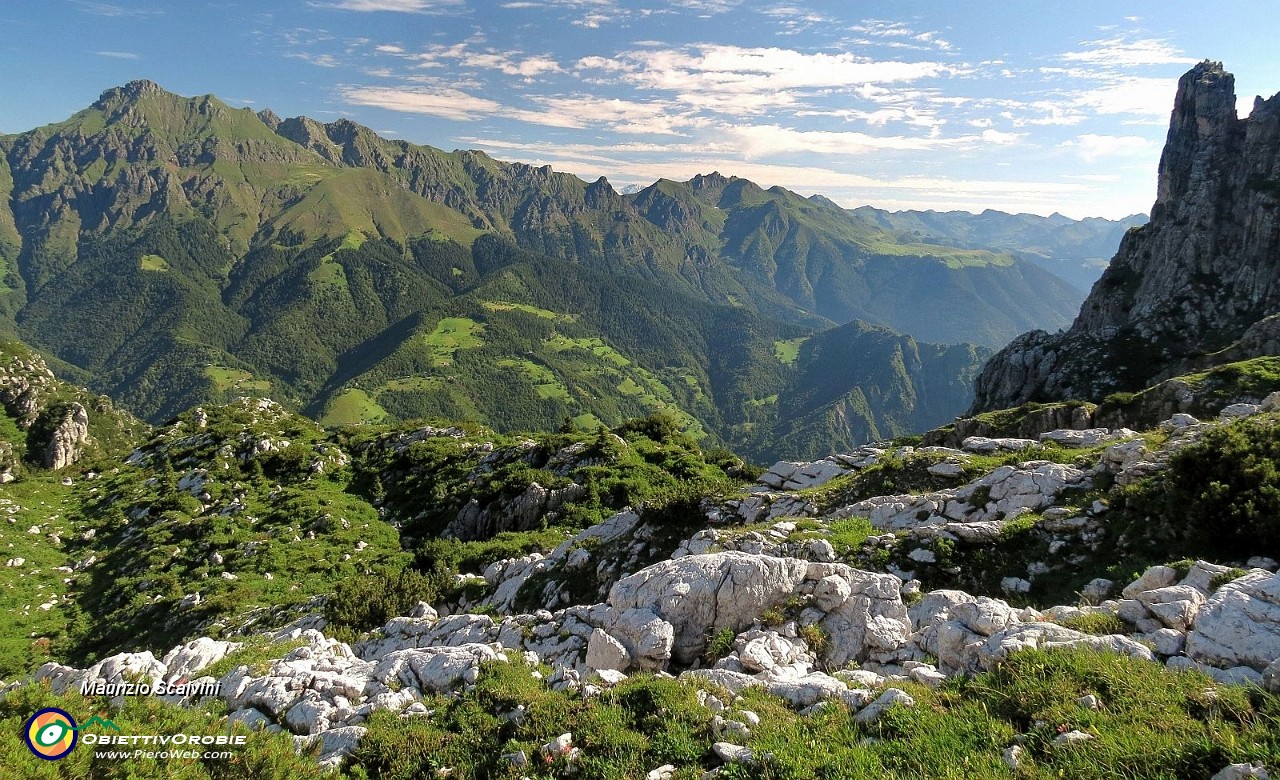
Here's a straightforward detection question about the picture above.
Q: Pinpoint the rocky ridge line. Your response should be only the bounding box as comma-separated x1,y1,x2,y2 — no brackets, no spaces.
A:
11,402,1280,774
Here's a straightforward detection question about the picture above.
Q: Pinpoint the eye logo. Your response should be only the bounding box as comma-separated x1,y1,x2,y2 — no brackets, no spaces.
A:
23,708,78,760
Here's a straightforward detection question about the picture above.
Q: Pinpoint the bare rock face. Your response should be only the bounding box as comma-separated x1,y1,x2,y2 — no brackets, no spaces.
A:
0,440,15,482
972,61,1280,412
41,402,91,470
1186,569,1280,671
606,552,810,665
0,351,56,427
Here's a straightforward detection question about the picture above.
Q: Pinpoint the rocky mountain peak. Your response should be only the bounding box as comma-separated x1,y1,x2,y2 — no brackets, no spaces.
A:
583,175,621,210
1154,60,1241,213
691,171,731,188
969,62,1280,413
275,115,343,163
91,79,174,116
256,108,282,130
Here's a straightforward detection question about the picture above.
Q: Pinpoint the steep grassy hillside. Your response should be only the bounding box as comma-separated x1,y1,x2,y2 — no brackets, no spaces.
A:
0,80,1091,456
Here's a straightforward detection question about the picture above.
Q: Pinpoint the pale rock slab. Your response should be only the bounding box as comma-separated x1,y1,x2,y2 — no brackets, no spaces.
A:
1186,570,1280,671
607,552,809,665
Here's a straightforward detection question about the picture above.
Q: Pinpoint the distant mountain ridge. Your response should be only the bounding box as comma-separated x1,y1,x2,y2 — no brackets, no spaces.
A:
0,79,1124,458
972,61,1280,413
851,205,1146,293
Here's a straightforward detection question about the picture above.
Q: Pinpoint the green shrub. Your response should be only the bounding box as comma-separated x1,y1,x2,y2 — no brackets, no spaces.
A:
759,607,785,626
1209,567,1249,591
703,627,736,664
1103,391,1138,407
798,623,828,654
323,565,447,640
826,516,876,555
1155,416,1280,559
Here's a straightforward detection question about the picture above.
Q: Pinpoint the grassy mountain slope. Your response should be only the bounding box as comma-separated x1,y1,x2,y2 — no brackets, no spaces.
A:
627,174,1082,346
0,81,1083,456
746,320,990,460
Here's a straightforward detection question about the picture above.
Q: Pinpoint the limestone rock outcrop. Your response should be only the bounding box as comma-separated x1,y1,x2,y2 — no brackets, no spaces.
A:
972,61,1280,412
40,402,91,470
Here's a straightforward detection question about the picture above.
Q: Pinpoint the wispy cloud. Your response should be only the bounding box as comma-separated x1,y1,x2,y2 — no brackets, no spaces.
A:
1064,173,1123,182
289,51,342,68
312,0,465,12
575,44,960,117
759,4,832,36
93,50,140,60
342,85,501,120
1040,35,1192,122
1067,76,1179,118
666,0,742,13
1062,37,1197,68
497,0,628,28
403,42,564,80
724,124,1021,159
72,1,162,17
529,94,695,134
848,19,953,51
1058,133,1151,162
341,83,687,132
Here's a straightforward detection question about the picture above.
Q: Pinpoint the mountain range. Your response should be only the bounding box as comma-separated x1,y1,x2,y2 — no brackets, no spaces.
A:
0,80,1131,460
851,206,1146,293
3,61,1280,780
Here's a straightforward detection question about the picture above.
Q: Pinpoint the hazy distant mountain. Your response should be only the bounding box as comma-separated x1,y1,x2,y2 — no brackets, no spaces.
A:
851,205,1146,293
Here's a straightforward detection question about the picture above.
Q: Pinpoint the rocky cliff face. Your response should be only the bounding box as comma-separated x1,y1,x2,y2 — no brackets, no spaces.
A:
971,62,1280,412
40,401,90,470
0,341,142,473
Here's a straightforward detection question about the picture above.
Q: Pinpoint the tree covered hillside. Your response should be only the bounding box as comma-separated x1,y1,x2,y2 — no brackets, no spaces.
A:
0,81,1111,458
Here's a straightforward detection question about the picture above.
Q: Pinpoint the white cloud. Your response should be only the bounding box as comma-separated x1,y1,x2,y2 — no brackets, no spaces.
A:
73,2,162,17
341,86,501,120
1070,76,1178,117
1058,133,1151,162
527,95,693,134
795,105,942,129
667,0,741,12
1064,173,1123,182
759,4,830,35
848,19,953,51
93,50,141,60
575,55,634,72
1063,37,1197,68
375,44,405,54
609,44,958,116
290,52,342,68
340,85,668,130
722,124,1021,159
495,0,633,27
460,51,563,77
313,0,464,12
509,55,564,77
409,43,562,79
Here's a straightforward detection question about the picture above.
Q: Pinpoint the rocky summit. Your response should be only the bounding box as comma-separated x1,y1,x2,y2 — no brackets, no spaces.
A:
972,61,1280,413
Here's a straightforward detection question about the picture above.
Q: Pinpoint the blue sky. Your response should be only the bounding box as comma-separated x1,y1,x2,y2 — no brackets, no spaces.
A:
1,1,1276,218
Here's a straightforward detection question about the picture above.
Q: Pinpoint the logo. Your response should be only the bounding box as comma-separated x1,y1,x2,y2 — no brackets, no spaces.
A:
23,708,77,760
